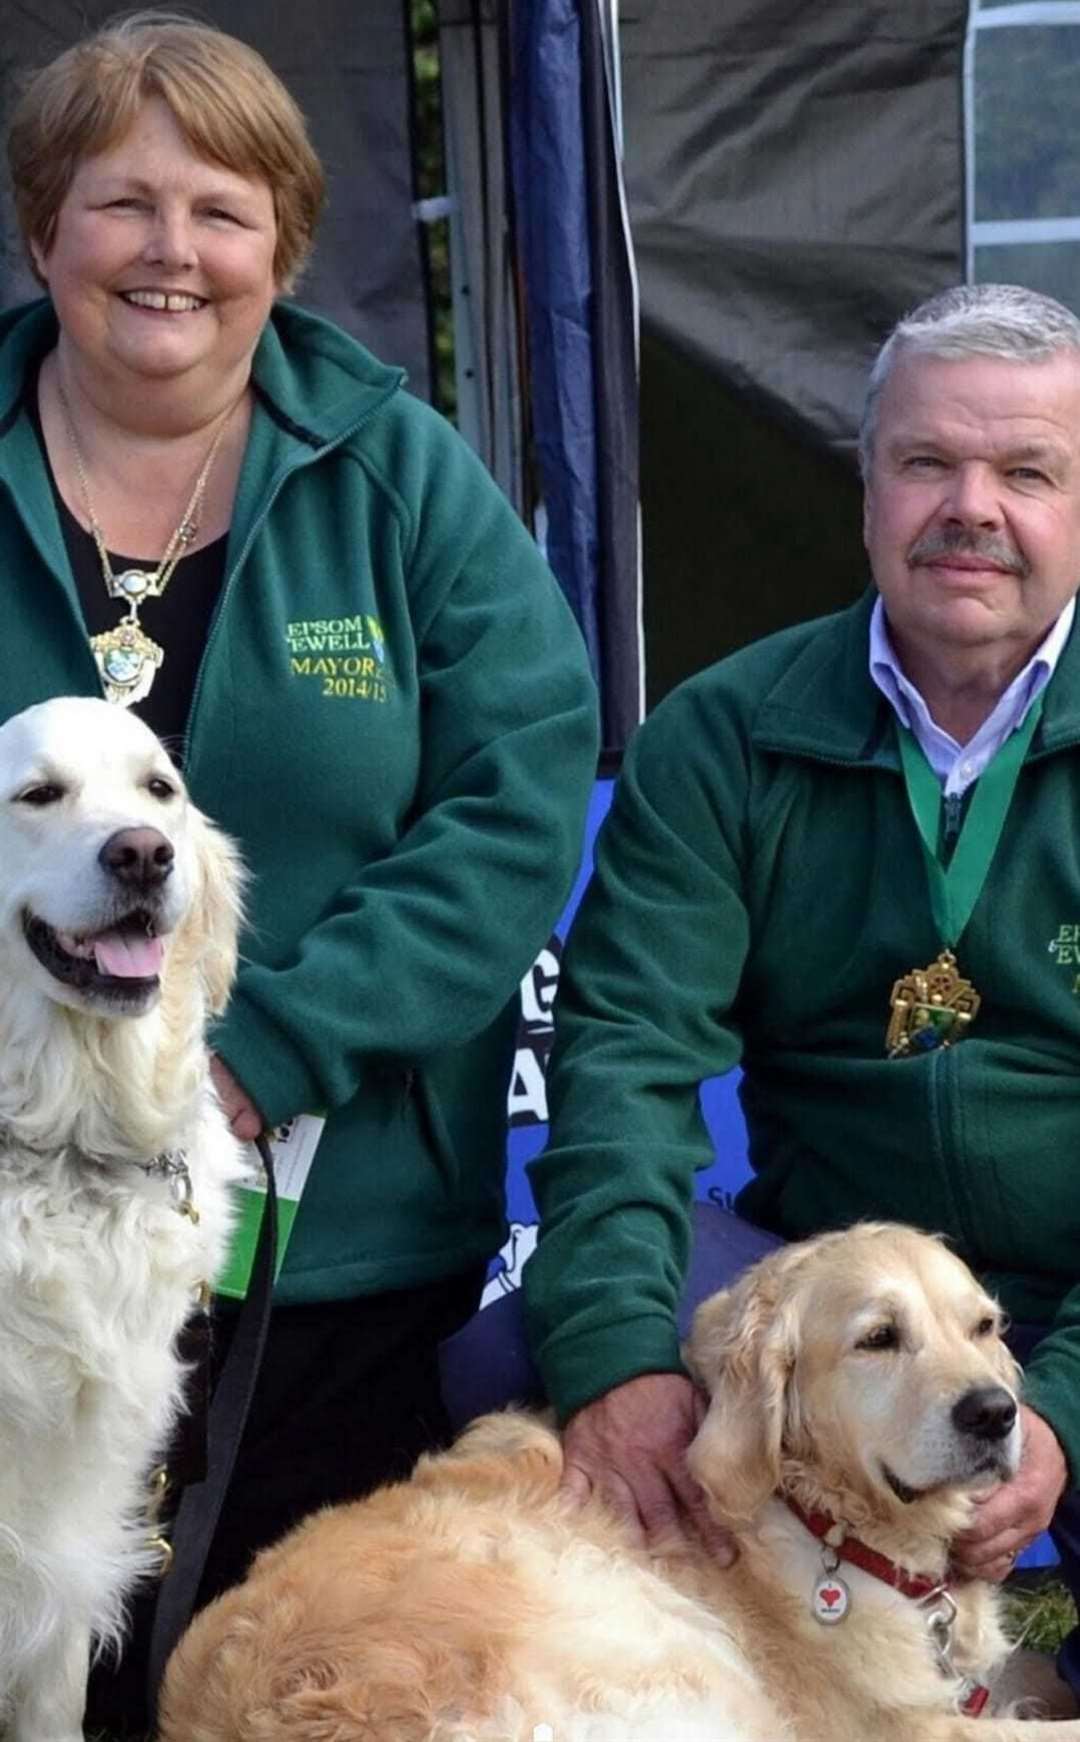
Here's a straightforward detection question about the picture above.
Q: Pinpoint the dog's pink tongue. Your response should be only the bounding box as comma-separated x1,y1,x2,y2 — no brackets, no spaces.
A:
93,932,165,979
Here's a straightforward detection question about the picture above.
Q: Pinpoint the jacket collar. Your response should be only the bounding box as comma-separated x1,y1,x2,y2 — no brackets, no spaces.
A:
248,300,404,449
0,296,405,452
751,588,1080,766
0,298,406,602
0,297,56,434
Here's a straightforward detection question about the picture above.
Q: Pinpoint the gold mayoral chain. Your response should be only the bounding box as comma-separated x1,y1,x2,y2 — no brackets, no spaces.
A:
57,381,240,707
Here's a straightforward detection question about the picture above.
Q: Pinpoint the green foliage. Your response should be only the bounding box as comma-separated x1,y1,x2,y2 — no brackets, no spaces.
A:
1005,1576,1078,1654
410,0,456,417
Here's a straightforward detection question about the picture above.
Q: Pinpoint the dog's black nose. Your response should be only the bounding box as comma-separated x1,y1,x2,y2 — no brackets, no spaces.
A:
951,1385,1017,1442
98,827,174,890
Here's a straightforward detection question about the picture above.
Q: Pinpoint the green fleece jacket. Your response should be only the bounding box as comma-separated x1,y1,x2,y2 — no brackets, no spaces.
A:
0,297,599,1300
526,590,1080,1477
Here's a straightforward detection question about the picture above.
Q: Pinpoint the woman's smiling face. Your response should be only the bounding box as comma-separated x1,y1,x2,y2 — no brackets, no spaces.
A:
33,96,279,397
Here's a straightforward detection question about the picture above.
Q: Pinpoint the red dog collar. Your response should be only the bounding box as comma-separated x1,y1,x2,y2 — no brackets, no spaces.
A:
785,1497,991,1718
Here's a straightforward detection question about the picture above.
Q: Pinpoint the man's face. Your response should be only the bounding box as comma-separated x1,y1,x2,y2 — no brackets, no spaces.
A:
863,349,1080,674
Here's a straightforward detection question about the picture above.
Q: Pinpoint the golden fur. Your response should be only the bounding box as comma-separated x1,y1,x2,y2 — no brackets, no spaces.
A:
161,1224,1080,1742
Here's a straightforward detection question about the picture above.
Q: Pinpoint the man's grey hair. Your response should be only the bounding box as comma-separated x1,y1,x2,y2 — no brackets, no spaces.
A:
859,283,1080,476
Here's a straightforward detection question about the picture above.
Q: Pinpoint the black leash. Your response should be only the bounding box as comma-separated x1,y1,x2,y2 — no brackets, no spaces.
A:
146,1131,278,1713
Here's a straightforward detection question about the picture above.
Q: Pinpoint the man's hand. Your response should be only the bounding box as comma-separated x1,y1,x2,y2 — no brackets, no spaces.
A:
210,1054,265,1143
951,1404,1067,1582
560,1372,737,1564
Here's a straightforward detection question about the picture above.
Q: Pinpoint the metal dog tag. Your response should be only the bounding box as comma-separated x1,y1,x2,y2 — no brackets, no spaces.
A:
812,1570,851,1624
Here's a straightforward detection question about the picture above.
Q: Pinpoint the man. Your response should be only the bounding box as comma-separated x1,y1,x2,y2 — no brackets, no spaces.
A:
524,283,1080,1699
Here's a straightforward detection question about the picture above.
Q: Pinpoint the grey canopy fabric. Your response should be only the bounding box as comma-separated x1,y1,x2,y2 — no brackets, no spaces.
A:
0,0,431,396
620,0,970,702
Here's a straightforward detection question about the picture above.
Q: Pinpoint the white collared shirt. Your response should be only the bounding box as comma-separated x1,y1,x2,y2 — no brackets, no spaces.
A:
868,595,1075,798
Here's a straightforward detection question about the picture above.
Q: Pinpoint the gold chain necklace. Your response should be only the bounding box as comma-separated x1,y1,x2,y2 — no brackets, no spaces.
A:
57,379,240,707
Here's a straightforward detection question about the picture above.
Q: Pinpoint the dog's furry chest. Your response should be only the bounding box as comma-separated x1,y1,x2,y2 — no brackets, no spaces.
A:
0,1144,228,1447
724,1502,1010,1735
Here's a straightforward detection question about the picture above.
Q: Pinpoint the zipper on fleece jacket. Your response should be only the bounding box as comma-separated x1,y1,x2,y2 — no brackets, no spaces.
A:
924,1031,977,1250
753,744,981,1248
941,791,964,861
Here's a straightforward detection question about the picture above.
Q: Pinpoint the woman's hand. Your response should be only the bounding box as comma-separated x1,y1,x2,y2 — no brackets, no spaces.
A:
210,1054,265,1143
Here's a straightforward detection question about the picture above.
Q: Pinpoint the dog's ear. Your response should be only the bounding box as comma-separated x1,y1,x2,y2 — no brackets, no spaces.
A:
187,810,246,1015
685,1250,805,1525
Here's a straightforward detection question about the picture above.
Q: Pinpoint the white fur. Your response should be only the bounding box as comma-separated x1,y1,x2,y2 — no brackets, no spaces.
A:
0,698,244,1742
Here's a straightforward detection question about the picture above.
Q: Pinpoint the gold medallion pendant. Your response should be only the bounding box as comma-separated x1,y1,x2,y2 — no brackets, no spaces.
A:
886,950,981,1058
89,620,165,707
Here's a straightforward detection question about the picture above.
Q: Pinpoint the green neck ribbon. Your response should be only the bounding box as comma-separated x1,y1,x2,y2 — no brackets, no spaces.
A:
895,697,1043,949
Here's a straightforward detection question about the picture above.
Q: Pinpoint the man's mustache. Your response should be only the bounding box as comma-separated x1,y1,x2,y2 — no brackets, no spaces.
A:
907,526,1028,577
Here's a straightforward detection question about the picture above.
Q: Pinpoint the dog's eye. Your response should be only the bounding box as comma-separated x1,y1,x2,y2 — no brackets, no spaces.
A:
855,1324,899,1352
974,1314,998,1338
147,778,176,801
16,783,64,807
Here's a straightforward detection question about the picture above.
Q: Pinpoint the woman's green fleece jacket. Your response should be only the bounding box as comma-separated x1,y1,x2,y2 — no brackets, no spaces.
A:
0,297,599,1301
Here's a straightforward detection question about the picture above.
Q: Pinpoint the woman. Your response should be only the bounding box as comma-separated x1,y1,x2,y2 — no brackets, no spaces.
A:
2,10,599,1729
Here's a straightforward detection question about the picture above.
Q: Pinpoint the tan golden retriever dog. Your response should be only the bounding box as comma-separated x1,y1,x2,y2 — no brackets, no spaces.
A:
161,1224,1078,1742
0,697,244,1742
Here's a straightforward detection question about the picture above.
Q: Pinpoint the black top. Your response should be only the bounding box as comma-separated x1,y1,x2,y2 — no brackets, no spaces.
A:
27,371,228,762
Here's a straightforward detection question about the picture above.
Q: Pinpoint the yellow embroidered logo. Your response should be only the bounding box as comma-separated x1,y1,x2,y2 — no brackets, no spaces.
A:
284,615,390,702
1047,924,1080,995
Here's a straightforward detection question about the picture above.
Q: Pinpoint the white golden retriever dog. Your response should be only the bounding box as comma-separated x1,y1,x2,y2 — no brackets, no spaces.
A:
0,697,244,1742
162,1223,1079,1742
